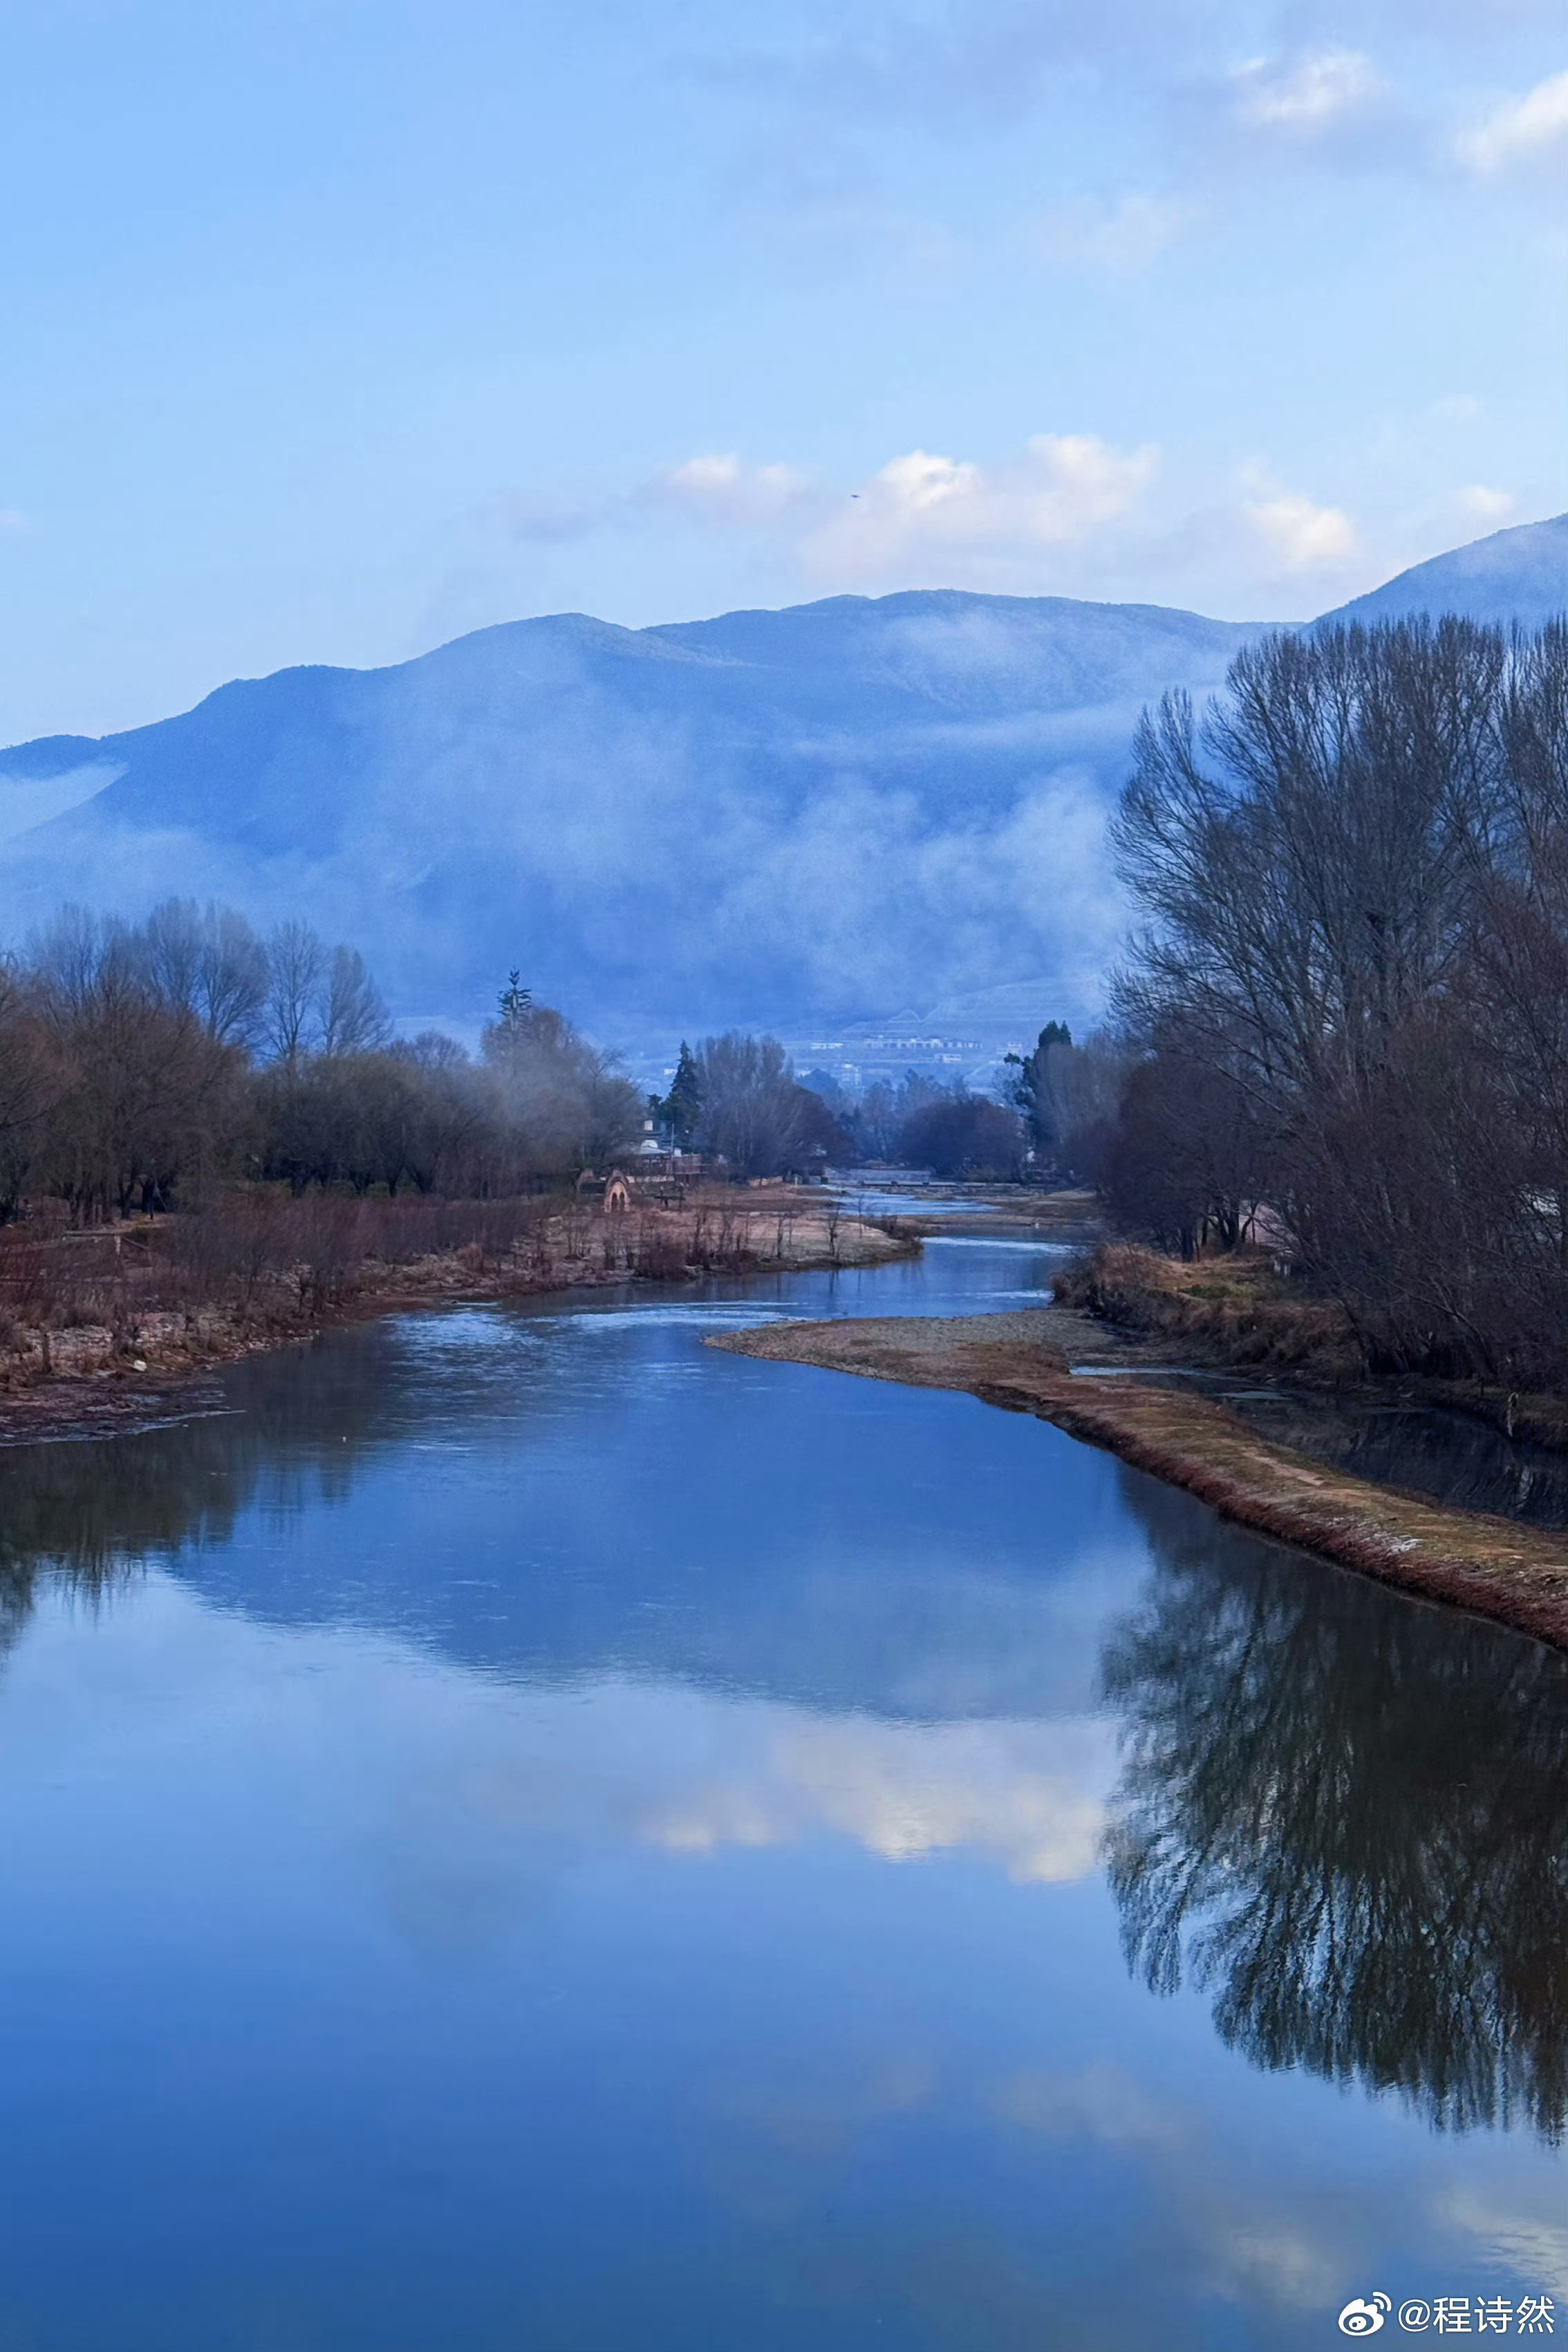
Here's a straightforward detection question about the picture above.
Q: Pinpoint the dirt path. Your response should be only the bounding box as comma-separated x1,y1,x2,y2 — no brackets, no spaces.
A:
708,1312,1568,1652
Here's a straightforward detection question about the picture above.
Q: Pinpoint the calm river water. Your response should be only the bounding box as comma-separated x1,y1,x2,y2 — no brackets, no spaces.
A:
0,1235,1564,2351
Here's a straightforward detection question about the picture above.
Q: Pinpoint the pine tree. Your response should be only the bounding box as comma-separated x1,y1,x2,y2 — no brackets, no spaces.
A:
1004,1021,1072,1153
660,1041,704,1147
483,971,534,1077
496,971,532,1035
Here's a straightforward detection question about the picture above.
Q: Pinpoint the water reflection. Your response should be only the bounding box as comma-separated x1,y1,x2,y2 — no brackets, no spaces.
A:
0,1332,402,1672
0,1336,395,1570
0,1300,1115,1720
1102,1473,1568,2140
0,1251,1564,2347
1205,1383,1568,1530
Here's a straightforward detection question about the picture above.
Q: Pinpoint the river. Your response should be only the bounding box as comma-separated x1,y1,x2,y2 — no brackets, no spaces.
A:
0,1233,1563,2349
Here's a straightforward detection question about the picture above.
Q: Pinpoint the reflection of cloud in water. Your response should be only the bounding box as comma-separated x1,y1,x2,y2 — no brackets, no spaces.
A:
993,2062,1185,2149
1436,2187,1568,2297
918,1238,1065,1251
2,1578,1113,1970
992,2060,1379,2317
646,1715,1110,1882
721,2057,937,2164
1201,2212,1347,2313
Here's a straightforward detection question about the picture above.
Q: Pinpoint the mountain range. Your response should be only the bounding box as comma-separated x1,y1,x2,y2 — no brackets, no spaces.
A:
1,514,1563,1067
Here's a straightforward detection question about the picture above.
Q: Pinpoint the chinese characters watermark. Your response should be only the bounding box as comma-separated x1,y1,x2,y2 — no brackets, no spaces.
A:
1338,2293,1556,2335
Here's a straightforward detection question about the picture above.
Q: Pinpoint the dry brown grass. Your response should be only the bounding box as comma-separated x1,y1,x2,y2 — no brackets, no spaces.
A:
0,1185,912,1415
1054,1240,1363,1378
1055,1238,1568,1450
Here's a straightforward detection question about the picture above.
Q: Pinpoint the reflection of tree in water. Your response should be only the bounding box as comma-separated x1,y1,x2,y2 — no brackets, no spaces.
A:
1102,1472,1568,2141
0,1329,404,1652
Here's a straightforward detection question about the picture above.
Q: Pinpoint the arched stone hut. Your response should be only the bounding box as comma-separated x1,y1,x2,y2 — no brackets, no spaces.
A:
576,1168,633,1214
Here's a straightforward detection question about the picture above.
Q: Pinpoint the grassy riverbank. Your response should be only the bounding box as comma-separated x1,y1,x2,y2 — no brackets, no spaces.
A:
709,1309,1568,1652
0,1188,912,1441
1057,1241,1568,1449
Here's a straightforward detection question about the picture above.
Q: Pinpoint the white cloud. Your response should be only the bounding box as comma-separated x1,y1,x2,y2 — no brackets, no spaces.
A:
1456,69,1568,172
1457,483,1517,523
485,455,817,549
1033,192,1202,273
645,452,816,528
464,435,1397,626
804,433,1159,586
1244,487,1358,570
1231,48,1381,131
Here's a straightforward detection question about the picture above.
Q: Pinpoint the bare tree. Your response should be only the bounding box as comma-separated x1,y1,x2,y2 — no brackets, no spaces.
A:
141,899,270,1045
264,921,326,1065
319,944,390,1056
0,962,58,1219
27,911,242,1220
693,1034,812,1177
1104,615,1568,1381
897,1094,1025,1179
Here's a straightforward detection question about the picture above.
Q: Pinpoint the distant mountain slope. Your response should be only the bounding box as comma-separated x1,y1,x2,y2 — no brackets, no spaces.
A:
0,592,1258,1044
1316,513,1568,632
1,519,1561,1051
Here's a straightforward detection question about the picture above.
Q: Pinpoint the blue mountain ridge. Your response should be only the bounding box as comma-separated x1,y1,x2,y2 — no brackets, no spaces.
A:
1,516,1562,1056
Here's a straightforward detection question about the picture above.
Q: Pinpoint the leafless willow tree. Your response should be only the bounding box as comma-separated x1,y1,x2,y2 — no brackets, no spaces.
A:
1101,616,1568,1381
692,1033,814,1177
0,906,645,1220
480,993,642,1180
140,899,270,1045
0,964,57,1218
24,908,243,1218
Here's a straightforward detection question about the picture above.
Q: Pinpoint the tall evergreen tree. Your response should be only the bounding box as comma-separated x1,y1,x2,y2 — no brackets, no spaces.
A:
485,971,534,1074
660,1041,703,1146
496,971,533,1033
1005,1021,1072,1152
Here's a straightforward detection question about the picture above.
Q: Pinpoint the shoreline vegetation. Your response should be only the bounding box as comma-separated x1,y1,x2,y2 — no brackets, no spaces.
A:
1082,618,1568,1402
1054,1240,1568,1450
707,1307,1568,1654
0,1188,913,1444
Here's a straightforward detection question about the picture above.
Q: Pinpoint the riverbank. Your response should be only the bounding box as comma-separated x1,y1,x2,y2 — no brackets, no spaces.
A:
0,1190,911,1444
709,1309,1568,1651
1057,1240,1568,1448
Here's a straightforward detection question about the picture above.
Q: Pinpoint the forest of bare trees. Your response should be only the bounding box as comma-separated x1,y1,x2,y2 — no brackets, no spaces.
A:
682,1033,841,1178
0,902,1038,1226
674,1046,1029,1179
1094,615,1568,1388
0,907,643,1222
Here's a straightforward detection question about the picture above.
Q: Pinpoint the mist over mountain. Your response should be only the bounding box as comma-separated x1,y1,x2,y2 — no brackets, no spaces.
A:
1,519,1562,1061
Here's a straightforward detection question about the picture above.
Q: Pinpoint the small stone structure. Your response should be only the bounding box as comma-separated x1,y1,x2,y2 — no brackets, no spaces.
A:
575,1168,633,1213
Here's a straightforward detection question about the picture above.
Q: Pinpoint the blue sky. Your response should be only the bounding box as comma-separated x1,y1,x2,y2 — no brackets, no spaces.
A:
2,0,1564,740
